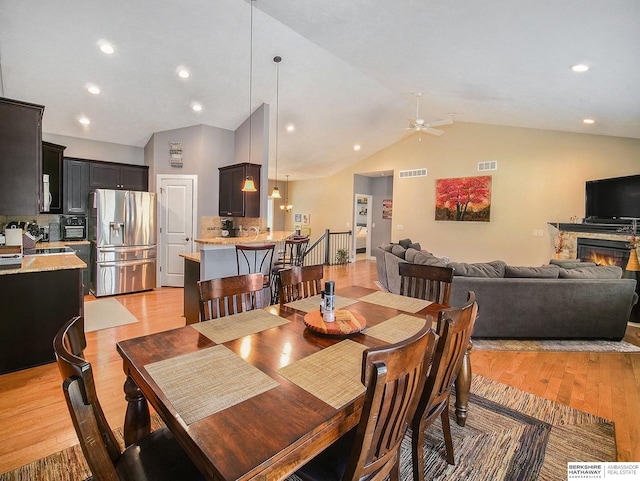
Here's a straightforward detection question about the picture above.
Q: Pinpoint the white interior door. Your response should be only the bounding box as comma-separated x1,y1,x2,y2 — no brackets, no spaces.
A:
158,175,197,287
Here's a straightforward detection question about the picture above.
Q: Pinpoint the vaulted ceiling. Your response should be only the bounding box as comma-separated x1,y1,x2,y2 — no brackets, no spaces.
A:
1,0,638,180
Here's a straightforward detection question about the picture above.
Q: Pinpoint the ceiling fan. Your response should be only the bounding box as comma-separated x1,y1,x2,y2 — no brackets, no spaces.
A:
405,92,453,137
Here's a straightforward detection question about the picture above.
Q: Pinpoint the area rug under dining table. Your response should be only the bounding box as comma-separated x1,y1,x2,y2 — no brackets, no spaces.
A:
1,375,615,481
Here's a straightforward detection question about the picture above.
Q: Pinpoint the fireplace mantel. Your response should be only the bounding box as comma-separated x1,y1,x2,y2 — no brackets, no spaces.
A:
550,222,633,235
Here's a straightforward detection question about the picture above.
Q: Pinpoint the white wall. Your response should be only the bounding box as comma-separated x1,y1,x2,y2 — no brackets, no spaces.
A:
43,133,144,164
286,122,640,266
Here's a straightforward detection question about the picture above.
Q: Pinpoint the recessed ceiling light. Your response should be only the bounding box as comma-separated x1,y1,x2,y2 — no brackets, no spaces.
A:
353,144,361,151
78,116,91,126
286,124,295,132
571,64,589,73
191,103,203,112
583,118,595,124
86,84,101,95
99,42,115,55
177,68,190,79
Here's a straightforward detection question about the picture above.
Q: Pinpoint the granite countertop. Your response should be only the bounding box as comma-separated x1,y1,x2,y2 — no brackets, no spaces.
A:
180,252,201,263
0,239,90,275
194,231,295,246
0,252,86,275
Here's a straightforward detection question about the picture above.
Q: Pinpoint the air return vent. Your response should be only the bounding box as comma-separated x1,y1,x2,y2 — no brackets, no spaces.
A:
478,160,497,171
398,168,427,178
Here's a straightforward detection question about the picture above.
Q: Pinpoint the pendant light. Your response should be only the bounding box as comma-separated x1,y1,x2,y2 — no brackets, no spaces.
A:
280,174,293,212
270,56,282,199
241,0,257,193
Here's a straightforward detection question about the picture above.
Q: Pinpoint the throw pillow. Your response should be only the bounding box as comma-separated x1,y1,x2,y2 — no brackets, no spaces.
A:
408,242,422,251
405,248,419,263
413,250,448,267
391,244,407,259
505,265,560,278
559,265,623,279
382,242,395,253
549,259,597,269
398,238,413,249
447,260,507,278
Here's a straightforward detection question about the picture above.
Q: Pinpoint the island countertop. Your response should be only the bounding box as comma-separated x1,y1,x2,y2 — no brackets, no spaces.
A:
0,253,86,276
194,230,294,246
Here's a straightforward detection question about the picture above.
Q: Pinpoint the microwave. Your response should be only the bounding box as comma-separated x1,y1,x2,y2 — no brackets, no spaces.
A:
60,215,86,240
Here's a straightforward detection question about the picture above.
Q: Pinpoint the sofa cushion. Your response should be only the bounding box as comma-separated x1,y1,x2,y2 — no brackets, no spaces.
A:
559,265,623,279
549,259,597,269
505,265,560,278
447,260,506,278
381,242,395,253
391,244,407,259
398,238,413,249
406,249,448,267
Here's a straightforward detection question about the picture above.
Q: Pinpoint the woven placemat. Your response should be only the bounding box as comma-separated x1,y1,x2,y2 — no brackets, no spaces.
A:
145,345,279,425
284,294,358,313
192,309,290,343
362,314,427,344
358,291,432,313
277,340,367,409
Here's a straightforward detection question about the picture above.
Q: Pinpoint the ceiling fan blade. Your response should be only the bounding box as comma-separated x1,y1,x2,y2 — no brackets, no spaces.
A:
426,119,453,127
424,127,444,136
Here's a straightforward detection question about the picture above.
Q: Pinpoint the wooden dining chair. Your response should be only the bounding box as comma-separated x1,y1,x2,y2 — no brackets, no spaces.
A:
197,272,266,321
411,291,478,481
53,316,205,481
278,264,324,305
295,325,439,481
236,243,276,303
399,262,454,305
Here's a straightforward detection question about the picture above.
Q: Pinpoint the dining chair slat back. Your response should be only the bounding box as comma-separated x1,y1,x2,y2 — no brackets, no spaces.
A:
278,264,324,305
198,272,266,320
411,291,478,480
54,316,205,481
295,325,439,481
399,263,454,305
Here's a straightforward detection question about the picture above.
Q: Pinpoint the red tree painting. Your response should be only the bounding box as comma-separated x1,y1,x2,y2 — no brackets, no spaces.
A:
435,176,492,222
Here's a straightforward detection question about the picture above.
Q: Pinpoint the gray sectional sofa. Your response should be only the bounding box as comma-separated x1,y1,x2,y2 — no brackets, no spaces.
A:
373,241,638,340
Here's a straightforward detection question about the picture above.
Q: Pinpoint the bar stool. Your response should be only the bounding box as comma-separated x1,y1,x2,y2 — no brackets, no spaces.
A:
235,244,276,304
271,236,309,303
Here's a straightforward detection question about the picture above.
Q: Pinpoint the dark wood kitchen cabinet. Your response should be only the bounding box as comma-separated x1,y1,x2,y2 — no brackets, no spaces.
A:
63,158,90,214
219,163,261,217
89,161,148,191
42,141,66,214
0,97,44,215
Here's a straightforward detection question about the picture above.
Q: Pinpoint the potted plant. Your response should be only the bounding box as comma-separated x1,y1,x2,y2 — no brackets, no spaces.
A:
335,248,349,264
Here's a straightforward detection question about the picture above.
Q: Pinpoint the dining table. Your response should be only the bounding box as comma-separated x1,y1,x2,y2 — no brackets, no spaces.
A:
116,285,472,481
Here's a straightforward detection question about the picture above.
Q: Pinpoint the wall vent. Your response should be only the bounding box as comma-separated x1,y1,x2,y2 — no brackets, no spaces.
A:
478,160,497,171
398,168,427,178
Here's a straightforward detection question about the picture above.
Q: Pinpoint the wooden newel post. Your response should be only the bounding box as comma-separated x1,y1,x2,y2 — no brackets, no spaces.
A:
123,374,150,446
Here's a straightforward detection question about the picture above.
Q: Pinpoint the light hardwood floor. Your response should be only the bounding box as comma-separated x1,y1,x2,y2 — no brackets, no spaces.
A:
0,259,639,474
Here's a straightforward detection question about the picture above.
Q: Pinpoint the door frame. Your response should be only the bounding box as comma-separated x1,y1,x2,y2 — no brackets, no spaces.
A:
353,193,373,260
156,174,198,286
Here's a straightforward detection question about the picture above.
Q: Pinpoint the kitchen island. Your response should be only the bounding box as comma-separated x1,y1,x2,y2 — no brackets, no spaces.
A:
182,231,294,324
0,252,85,374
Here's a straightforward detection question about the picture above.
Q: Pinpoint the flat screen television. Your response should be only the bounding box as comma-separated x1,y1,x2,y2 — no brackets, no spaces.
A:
585,174,640,220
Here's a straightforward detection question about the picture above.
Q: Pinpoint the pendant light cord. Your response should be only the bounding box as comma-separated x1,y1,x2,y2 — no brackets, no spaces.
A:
274,56,280,188
248,0,254,165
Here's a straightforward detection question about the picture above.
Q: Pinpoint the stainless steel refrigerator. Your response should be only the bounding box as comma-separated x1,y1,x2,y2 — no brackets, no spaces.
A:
89,189,157,297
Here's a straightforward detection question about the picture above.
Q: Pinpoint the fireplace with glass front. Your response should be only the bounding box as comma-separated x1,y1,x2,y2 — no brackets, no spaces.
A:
577,237,630,268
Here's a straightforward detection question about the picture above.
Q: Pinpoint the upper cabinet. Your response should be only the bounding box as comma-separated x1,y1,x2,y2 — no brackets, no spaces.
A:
0,97,44,215
219,163,261,217
42,141,66,214
63,158,89,214
89,161,149,191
